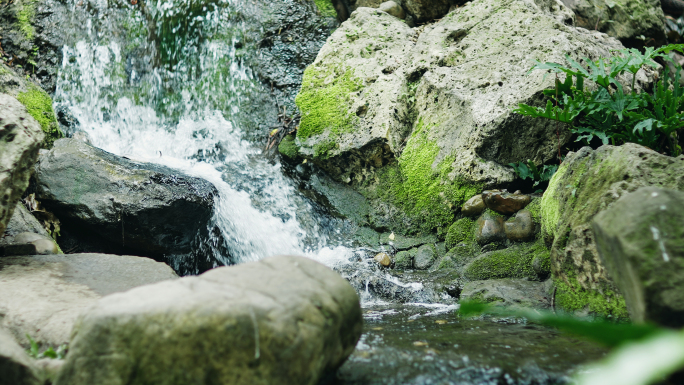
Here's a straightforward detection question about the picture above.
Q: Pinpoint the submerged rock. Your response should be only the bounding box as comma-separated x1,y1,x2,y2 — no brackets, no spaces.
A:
0,326,41,385
0,94,44,236
593,187,684,327
541,144,684,318
0,253,177,348
55,255,362,385
35,139,220,272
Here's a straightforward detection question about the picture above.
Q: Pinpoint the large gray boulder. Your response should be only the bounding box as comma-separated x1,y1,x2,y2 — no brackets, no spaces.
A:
35,138,219,272
292,0,651,235
541,144,684,318
0,253,177,347
593,187,684,327
55,255,362,385
0,326,41,385
560,0,665,44
0,94,44,236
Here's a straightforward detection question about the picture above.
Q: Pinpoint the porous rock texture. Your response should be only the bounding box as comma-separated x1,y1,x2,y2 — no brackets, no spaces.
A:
560,0,666,45
54,255,362,385
0,253,177,347
0,94,44,236
292,0,653,235
35,138,219,273
541,144,684,318
593,187,684,327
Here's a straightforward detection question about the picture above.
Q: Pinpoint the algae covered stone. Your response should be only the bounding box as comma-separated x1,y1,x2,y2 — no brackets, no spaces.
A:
463,241,551,281
54,255,363,385
445,217,475,249
593,187,684,327
541,144,684,318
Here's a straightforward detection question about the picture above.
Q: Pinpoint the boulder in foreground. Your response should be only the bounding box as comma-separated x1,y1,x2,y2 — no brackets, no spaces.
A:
55,255,362,385
594,187,684,327
0,253,177,347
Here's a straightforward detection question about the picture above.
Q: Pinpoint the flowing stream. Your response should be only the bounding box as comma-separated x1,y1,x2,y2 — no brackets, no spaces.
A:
51,0,607,383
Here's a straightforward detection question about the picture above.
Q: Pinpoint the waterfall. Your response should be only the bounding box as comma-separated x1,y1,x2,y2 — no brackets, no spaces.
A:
53,0,350,271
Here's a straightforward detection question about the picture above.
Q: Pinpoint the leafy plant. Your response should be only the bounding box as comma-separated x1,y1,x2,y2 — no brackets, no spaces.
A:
514,44,684,156
26,334,68,360
509,160,558,187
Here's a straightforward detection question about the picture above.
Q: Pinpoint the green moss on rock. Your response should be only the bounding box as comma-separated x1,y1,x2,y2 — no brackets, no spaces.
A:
555,276,629,320
16,85,63,148
540,162,568,239
313,0,337,18
16,0,37,40
445,218,475,249
463,240,550,281
525,197,541,223
364,120,482,234
295,66,363,140
278,135,300,160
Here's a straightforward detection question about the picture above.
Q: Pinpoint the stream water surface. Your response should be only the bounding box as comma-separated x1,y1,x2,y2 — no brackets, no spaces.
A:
51,1,607,383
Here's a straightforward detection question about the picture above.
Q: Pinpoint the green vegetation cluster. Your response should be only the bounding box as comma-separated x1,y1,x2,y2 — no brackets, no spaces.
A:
514,44,684,157
16,85,63,147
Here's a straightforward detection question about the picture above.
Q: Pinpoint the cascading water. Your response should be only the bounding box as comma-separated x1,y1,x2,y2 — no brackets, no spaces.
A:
54,0,353,271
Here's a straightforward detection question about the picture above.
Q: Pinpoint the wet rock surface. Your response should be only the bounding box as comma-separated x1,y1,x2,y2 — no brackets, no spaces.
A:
482,190,531,215
461,194,486,217
374,252,392,267
475,211,506,245
413,243,436,270
55,256,362,385
0,253,177,348
35,139,220,274
460,279,554,310
504,210,536,242
0,94,44,235
593,187,684,327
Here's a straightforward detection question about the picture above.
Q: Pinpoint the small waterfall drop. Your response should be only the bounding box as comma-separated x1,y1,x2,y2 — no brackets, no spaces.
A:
53,0,345,269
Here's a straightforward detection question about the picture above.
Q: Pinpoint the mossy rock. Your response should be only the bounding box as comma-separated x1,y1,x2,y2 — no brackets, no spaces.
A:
541,144,684,318
15,85,62,148
278,134,301,161
463,240,550,281
445,217,475,250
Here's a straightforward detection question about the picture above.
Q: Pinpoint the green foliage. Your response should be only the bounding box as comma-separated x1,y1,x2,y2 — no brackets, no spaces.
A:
509,160,558,187
26,334,68,359
514,44,684,156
